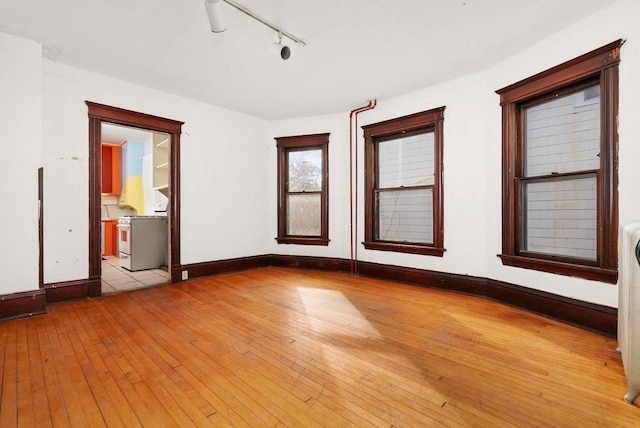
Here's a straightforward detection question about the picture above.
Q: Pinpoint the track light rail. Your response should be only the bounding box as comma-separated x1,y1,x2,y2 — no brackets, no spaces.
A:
223,0,307,46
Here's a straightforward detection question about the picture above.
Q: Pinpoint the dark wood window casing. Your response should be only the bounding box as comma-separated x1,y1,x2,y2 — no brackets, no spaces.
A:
362,107,445,256
496,40,622,283
276,133,330,246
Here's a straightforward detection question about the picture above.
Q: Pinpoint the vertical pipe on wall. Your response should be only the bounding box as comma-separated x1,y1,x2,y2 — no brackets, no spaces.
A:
349,100,376,274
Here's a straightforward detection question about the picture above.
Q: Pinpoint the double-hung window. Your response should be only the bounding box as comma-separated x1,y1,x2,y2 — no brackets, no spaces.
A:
363,107,445,256
496,40,622,283
276,133,329,245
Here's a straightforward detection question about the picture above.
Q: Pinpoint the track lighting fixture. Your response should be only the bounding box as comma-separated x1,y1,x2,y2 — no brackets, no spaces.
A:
204,0,226,33
275,32,291,60
204,0,306,60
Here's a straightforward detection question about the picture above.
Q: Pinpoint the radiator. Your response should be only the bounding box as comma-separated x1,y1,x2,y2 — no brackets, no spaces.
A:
618,222,640,404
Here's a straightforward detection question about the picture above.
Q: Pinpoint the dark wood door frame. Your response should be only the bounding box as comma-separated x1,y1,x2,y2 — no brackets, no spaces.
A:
87,102,183,289
38,167,44,288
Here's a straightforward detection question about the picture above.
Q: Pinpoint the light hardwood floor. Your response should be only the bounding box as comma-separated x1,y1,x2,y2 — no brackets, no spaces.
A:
1,267,638,427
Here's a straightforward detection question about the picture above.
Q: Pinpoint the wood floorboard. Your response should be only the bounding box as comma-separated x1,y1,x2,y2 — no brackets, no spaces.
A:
159,282,392,426
68,304,140,427
1,267,639,427
206,299,455,427
110,295,268,427
94,302,190,426
16,322,36,427
26,318,53,427
0,322,18,427
206,275,523,425
45,311,92,427
36,316,70,427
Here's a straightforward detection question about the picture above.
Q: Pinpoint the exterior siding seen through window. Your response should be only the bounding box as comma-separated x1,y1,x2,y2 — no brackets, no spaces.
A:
376,131,435,244
522,85,600,260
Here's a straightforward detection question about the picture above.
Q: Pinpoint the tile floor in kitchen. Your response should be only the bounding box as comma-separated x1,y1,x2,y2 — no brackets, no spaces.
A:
101,255,171,294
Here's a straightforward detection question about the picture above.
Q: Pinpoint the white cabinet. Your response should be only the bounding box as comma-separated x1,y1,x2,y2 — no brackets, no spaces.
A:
152,133,169,196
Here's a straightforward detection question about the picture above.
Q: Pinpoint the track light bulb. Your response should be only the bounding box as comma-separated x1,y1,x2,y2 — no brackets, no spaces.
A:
280,45,291,60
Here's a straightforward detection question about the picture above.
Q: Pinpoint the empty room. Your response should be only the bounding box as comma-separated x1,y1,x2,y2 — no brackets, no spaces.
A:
1,0,640,426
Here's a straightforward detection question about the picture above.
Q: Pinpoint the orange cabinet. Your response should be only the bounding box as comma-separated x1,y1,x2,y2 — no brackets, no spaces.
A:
102,221,118,257
102,145,121,194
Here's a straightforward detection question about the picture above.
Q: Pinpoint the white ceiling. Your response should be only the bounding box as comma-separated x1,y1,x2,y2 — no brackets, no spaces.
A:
0,0,617,120
101,123,154,145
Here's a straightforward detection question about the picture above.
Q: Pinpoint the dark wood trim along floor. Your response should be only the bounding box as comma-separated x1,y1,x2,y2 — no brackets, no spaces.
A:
45,278,102,304
0,254,618,336
172,255,271,283
0,289,46,321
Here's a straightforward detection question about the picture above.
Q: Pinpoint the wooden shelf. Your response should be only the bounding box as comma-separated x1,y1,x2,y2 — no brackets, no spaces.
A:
153,133,170,190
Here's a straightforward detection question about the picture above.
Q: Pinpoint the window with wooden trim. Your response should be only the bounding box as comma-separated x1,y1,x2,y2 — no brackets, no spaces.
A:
276,133,329,245
363,107,445,256
496,40,622,283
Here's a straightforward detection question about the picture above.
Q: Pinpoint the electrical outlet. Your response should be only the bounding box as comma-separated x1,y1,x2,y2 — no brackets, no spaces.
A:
182,270,189,280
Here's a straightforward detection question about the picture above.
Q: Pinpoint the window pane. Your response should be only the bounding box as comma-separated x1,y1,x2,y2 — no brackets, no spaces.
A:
522,175,596,260
378,132,434,188
287,193,321,236
288,149,322,192
376,188,433,244
524,84,600,176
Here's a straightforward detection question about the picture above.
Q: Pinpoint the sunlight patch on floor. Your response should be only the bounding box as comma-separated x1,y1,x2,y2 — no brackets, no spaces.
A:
297,287,382,339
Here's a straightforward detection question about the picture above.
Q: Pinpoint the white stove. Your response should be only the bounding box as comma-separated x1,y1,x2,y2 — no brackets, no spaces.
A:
117,216,168,271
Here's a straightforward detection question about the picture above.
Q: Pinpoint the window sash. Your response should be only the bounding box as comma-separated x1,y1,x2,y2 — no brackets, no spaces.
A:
374,187,434,245
285,147,323,237
519,173,597,262
287,149,323,192
376,130,435,188
373,130,436,247
286,192,322,237
522,83,601,178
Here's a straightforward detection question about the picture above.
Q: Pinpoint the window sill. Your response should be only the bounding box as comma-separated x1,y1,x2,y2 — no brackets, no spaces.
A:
498,254,617,284
276,237,329,246
363,241,445,257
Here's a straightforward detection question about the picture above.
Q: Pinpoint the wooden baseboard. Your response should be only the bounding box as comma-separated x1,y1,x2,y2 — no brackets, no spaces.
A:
269,254,350,271
0,289,46,321
177,255,271,281
1,254,617,336
45,277,101,304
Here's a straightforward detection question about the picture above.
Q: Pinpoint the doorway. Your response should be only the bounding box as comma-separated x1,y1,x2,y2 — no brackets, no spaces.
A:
100,124,171,292
87,102,183,294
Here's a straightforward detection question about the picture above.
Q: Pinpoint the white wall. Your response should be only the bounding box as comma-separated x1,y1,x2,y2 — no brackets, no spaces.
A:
41,60,271,283
269,0,640,308
2,0,638,309
0,32,42,294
